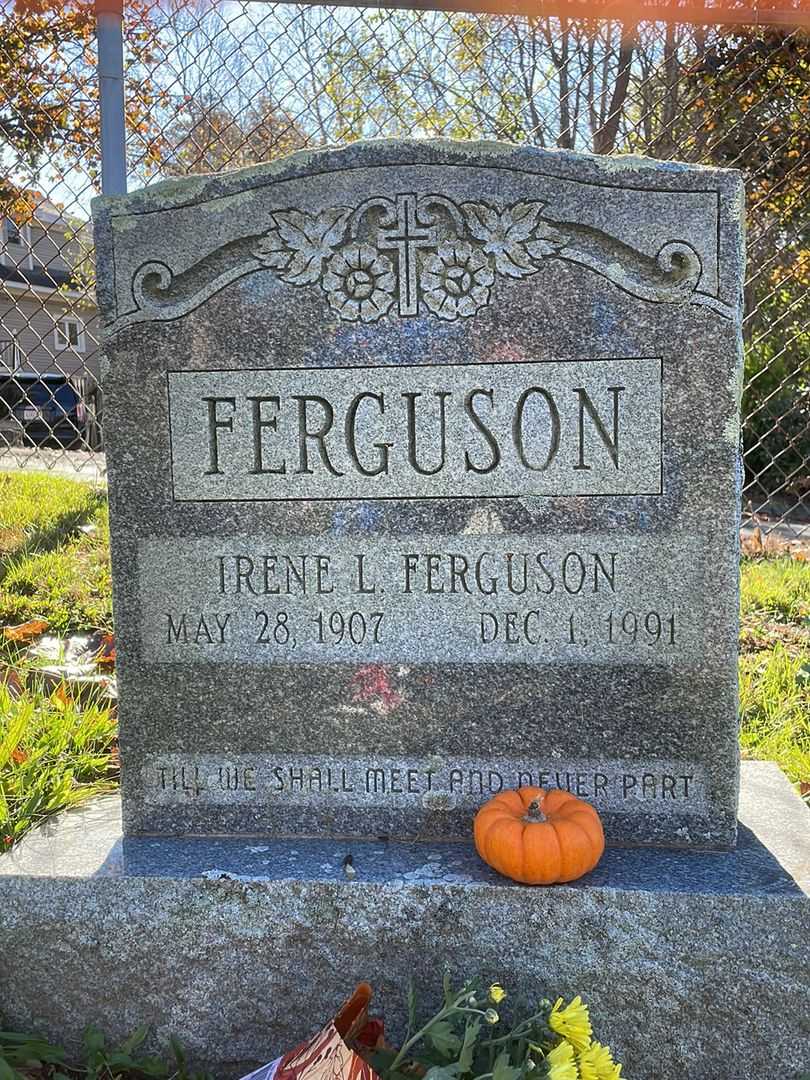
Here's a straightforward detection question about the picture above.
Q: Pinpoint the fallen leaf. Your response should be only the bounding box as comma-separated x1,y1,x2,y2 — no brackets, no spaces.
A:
3,618,49,642
0,666,24,698
94,632,116,666
37,666,118,702
51,681,72,710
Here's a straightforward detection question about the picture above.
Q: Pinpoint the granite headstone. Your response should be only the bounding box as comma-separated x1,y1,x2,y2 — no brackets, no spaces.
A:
92,139,745,847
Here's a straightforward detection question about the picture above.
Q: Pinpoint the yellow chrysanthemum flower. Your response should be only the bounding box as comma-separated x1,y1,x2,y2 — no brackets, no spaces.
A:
489,983,507,1004
545,1040,579,1080
548,997,592,1053
577,1041,618,1080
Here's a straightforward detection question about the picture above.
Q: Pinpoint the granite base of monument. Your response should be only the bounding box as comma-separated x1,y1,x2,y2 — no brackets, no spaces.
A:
1,762,808,1080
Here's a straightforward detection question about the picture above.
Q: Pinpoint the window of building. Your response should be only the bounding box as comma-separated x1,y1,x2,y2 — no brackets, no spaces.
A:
2,220,34,270
54,316,85,352
0,336,24,371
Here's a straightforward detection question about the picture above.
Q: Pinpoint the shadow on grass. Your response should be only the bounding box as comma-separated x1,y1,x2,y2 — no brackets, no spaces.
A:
0,486,107,585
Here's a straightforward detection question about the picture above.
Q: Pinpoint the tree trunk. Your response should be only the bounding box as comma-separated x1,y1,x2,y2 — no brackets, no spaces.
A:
592,24,637,154
651,22,680,159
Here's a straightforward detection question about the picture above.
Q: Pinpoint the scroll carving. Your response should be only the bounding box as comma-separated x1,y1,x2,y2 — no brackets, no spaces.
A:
116,192,733,330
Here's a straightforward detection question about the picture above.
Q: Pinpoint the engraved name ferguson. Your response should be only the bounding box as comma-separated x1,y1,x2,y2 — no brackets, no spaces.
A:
201,380,624,480
167,358,663,500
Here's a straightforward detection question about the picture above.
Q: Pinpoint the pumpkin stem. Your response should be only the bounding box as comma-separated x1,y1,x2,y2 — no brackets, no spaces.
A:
524,798,547,823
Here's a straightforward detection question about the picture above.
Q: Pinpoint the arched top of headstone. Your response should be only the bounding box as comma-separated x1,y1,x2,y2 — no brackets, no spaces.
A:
93,138,743,335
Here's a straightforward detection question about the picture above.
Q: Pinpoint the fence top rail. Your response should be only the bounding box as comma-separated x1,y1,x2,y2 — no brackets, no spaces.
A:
236,0,810,27
95,0,810,25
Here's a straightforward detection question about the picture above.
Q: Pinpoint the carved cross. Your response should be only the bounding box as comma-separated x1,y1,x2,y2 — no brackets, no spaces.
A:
377,193,436,316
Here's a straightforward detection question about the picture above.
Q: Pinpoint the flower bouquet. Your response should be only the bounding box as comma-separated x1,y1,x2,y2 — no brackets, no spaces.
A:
239,979,622,1080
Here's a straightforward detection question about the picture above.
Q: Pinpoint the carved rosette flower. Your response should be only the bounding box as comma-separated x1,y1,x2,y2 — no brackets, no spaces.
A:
420,241,495,320
323,243,395,322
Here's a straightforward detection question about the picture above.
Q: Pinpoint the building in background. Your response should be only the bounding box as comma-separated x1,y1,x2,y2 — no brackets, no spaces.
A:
0,198,101,450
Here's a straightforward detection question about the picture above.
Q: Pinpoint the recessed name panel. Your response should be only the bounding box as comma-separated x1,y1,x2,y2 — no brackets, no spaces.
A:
167,357,663,501
138,533,705,665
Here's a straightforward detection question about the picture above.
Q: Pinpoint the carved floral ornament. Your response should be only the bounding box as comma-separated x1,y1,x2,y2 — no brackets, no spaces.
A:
119,191,734,331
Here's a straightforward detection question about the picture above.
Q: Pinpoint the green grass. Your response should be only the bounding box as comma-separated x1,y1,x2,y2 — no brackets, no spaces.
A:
740,554,810,623
0,473,105,561
0,1023,211,1078
0,473,111,634
740,645,810,787
0,473,117,848
0,677,118,851
739,555,810,791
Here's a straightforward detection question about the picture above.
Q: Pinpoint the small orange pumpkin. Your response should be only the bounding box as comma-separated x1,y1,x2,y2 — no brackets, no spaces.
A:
474,786,605,884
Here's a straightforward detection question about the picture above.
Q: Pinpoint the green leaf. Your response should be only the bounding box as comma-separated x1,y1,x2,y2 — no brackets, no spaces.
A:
458,1019,481,1073
426,1020,462,1059
0,1032,65,1064
368,1048,400,1074
170,1034,187,1067
82,1023,105,1079
0,1061,21,1080
132,1055,168,1077
0,709,27,770
82,1023,105,1056
424,1066,462,1080
443,972,454,1006
492,1050,521,1080
118,1023,149,1055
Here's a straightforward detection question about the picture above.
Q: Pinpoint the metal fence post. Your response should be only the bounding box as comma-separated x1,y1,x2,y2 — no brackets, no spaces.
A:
96,0,127,196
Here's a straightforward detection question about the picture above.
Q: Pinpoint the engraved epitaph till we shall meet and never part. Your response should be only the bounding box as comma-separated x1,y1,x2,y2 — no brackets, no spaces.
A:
92,140,745,847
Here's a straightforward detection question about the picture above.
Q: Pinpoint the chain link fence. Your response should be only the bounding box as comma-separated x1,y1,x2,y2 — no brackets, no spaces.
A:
1,1,808,532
